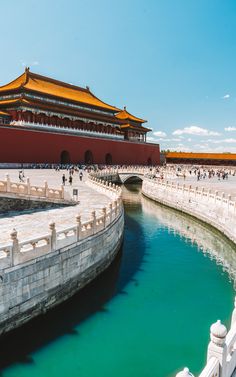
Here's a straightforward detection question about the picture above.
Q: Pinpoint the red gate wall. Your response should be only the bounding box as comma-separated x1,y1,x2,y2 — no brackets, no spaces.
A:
0,126,160,165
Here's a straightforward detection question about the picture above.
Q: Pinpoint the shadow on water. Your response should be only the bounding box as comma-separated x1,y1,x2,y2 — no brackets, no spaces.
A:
0,183,145,370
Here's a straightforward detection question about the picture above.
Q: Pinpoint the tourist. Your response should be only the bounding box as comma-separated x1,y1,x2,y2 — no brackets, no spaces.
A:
62,174,66,185
19,171,24,182
79,171,83,181
69,175,73,185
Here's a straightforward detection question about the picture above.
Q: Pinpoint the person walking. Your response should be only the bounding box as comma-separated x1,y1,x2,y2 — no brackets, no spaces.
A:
62,174,66,186
79,171,83,181
69,175,73,185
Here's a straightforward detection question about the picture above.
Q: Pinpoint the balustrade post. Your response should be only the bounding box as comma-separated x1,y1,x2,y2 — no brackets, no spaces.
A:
26,177,30,195
5,174,10,192
227,194,231,212
44,180,48,197
91,211,96,234
76,215,81,241
231,297,236,327
109,203,113,222
102,207,106,228
207,320,227,377
61,184,64,200
114,200,118,216
215,191,219,204
49,222,56,251
208,189,211,201
175,367,194,377
221,193,225,204
10,228,19,266
195,186,198,197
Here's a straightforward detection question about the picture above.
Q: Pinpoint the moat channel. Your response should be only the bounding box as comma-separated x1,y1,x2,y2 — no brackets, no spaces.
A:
0,184,235,377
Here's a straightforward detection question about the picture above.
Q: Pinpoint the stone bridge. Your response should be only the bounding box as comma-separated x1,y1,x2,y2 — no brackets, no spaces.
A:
93,167,150,184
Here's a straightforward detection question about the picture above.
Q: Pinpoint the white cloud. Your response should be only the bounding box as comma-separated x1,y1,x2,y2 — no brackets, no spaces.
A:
202,138,236,144
153,131,167,137
225,127,236,132
172,125,220,136
146,136,159,143
222,94,230,99
20,60,39,68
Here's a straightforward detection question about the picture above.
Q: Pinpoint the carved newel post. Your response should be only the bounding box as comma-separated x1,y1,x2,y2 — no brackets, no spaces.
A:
44,180,48,197
109,203,113,222
49,222,56,251
61,184,64,199
207,320,227,376
91,211,96,234
27,177,30,195
5,174,10,192
231,297,236,327
102,207,106,228
175,367,194,377
10,228,19,266
76,215,81,241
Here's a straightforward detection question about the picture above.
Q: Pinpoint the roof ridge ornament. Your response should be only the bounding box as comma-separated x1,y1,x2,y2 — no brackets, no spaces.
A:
23,66,30,86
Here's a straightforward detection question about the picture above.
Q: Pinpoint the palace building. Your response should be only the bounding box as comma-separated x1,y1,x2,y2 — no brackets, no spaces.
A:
165,152,236,166
0,68,160,165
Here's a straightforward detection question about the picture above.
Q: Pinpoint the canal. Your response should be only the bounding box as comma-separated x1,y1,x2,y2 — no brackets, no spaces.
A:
0,184,235,377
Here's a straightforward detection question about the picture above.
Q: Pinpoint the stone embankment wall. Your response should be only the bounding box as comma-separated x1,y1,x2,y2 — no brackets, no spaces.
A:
0,177,124,335
0,197,71,213
142,178,236,244
142,177,236,377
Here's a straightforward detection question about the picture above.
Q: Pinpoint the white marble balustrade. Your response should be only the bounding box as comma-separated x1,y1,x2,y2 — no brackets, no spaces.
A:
176,298,236,377
0,176,122,268
0,174,64,200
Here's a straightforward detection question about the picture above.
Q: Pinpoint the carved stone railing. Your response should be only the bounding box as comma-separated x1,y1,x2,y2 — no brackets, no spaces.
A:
176,298,236,377
0,174,64,201
0,177,122,268
142,177,236,244
11,121,124,140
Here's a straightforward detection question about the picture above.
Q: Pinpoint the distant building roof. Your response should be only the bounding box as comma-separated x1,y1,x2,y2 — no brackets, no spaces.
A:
166,152,236,161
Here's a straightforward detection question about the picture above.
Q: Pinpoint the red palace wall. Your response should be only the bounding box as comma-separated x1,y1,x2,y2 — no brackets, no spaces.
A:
0,126,160,165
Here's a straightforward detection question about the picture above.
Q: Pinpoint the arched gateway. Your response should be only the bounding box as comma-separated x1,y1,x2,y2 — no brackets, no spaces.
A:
60,150,71,164
84,150,93,164
105,153,112,165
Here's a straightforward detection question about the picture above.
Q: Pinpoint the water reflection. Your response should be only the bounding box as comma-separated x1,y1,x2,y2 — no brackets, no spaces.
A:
123,184,236,286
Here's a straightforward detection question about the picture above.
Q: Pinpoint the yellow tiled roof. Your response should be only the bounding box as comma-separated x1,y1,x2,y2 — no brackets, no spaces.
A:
0,69,120,112
166,152,236,161
120,123,151,132
116,108,146,123
0,110,9,116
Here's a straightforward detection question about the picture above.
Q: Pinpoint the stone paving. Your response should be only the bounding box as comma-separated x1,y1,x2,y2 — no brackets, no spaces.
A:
0,169,111,245
165,174,236,199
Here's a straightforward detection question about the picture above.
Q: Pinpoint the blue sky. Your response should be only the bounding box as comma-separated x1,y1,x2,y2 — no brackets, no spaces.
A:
1,0,236,152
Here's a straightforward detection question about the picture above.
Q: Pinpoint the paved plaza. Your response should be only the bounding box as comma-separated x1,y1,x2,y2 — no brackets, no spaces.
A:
163,170,236,199
0,169,111,245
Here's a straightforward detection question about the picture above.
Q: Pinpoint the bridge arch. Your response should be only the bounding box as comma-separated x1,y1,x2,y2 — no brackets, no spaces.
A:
120,174,143,184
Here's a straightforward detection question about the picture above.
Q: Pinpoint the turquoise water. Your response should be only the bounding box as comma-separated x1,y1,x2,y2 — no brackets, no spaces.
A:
0,184,235,377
